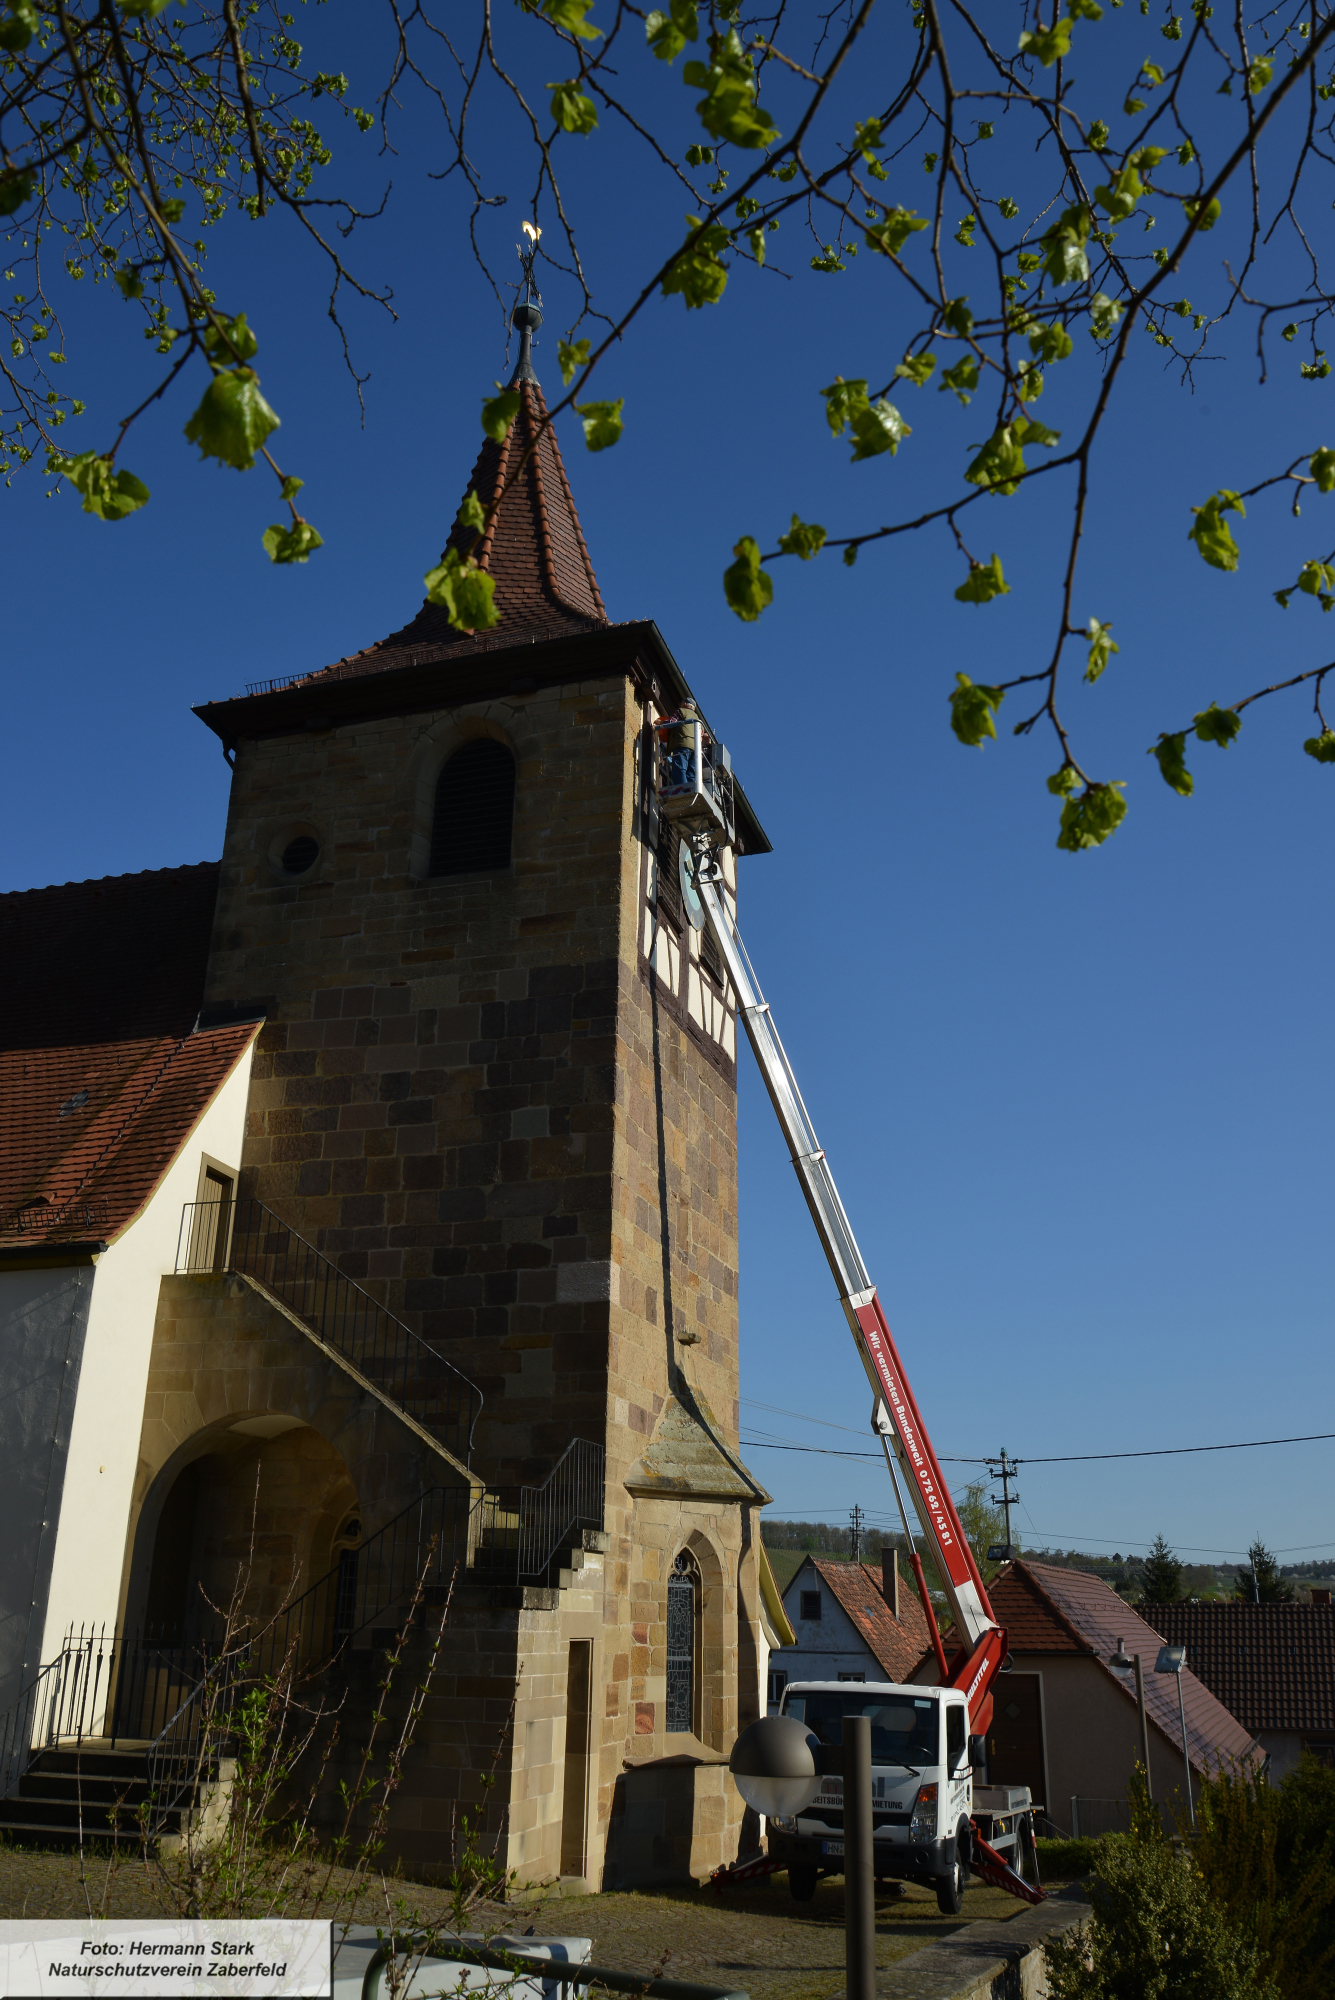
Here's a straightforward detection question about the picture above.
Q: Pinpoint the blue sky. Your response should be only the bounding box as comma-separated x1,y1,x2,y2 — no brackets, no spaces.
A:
4,3,1333,1567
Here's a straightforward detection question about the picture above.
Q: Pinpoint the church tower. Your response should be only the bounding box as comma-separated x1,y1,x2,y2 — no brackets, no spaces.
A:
193,299,773,1885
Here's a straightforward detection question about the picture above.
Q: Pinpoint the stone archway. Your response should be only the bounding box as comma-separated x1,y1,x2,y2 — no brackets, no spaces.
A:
128,1416,360,1644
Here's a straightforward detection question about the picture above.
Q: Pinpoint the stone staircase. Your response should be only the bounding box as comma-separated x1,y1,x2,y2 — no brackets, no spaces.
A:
0,1741,230,1852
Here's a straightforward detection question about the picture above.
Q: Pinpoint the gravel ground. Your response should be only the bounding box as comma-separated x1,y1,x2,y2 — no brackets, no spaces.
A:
0,1845,1070,2000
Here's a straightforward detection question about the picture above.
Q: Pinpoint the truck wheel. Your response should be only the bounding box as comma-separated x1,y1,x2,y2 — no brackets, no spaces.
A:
788,1865,818,1902
1016,1817,1038,1885
935,1838,967,1915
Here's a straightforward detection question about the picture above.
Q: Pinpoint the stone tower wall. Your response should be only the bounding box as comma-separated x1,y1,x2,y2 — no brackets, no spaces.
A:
202,669,762,1884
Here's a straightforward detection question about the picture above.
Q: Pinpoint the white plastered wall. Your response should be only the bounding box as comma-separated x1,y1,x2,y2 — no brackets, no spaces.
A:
37,1043,255,1666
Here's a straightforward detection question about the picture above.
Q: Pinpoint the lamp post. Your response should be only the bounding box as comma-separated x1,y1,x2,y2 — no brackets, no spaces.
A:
1153,1644,1195,1832
731,1715,875,2000
1109,1640,1153,1800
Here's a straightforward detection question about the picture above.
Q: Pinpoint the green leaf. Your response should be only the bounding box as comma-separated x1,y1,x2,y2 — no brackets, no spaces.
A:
777,515,826,559
723,535,773,620
1142,61,1165,85
864,208,928,257
999,197,1020,220
662,215,731,308
965,423,1028,496
558,337,591,386
1085,617,1119,682
1301,356,1332,382
481,387,521,441
529,0,601,41
1094,163,1145,222
645,0,697,60
1187,490,1245,571
1040,206,1092,287
183,368,279,471
547,81,598,132
1182,195,1222,231
955,213,977,248
48,450,150,522
202,311,259,365
939,354,980,404
1303,730,1335,762
1311,447,1335,492
954,553,1010,604
0,1,40,52
1088,120,1110,150
456,488,487,541
894,351,937,387
0,169,36,217
573,397,624,450
423,547,501,633
1193,703,1242,747
943,298,974,338
1056,781,1127,850
819,377,909,458
1247,54,1273,93
119,0,171,15
851,399,909,459
1014,415,1061,447
1070,0,1103,16
1298,559,1335,596
685,145,714,165
687,27,779,150
1152,731,1193,794
1018,16,1073,65
1029,321,1074,366
1047,766,1080,796
279,474,304,502
842,545,858,567
263,519,324,564
1089,292,1122,340
949,672,1005,744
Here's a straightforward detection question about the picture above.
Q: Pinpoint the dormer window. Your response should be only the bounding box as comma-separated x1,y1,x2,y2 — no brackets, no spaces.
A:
429,739,516,877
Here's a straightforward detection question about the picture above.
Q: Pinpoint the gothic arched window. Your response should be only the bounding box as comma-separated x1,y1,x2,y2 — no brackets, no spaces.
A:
666,1549,700,1735
429,739,516,877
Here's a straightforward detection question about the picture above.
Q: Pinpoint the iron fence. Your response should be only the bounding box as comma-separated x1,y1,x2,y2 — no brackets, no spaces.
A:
176,1200,481,1465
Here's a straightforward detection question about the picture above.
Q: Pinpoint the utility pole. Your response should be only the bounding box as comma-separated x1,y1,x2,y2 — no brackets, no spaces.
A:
984,1450,1021,1562
848,1503,865,1566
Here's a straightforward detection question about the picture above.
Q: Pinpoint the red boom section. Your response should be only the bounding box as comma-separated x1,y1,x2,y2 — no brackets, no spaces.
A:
852,1292,994,1616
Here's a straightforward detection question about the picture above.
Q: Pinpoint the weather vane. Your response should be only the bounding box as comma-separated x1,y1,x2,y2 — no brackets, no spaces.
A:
517,220,543,309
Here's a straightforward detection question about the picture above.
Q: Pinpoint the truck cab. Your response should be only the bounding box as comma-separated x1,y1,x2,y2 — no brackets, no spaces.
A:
764,1680,1034,1912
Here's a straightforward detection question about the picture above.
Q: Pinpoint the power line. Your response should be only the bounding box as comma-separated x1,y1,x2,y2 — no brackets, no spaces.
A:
740,1427,1335,1466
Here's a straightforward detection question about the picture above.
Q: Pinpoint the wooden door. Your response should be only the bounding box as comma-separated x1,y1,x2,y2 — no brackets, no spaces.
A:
987,1673,1047,1806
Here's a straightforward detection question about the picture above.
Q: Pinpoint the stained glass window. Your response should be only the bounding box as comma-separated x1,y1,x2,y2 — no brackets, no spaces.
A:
666,1550,698,1734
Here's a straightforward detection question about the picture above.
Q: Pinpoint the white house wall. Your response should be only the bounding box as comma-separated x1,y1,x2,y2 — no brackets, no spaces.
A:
0,1265,97,1707
774,1565,887,1685
37,1047,254,1671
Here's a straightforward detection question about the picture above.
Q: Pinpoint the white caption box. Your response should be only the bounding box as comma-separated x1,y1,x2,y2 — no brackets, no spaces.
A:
0,1922,331,1998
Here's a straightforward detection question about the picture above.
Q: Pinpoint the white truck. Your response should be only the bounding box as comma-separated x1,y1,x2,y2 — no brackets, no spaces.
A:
763,1681,1041,1910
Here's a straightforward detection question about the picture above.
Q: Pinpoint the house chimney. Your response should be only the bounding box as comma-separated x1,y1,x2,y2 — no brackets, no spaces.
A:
1311,1588,1331,1606
882,1548,901,1619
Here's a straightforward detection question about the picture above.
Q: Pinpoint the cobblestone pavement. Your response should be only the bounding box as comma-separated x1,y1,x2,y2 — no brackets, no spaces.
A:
0,1848,1073,2000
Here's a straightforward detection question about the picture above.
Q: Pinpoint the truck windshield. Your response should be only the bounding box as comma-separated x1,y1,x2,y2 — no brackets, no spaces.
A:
782,1691,940,1769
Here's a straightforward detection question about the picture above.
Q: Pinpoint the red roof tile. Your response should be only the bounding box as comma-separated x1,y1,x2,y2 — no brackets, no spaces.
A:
808,1558,933,1682
998,1562,1261,1775
0,864,256,1248
1142,1602,1335,1736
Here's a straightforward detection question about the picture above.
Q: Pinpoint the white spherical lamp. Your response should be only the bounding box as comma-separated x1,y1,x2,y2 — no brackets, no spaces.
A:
729,1715,820,1818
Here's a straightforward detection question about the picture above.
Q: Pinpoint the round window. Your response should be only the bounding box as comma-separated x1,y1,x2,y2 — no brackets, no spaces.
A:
281,834,320,875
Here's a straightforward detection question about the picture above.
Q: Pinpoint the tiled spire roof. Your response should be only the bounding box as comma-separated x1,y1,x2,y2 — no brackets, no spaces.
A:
298,334,607,688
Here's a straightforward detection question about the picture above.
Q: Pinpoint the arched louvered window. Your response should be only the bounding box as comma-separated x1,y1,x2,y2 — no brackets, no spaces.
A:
429,739,516,878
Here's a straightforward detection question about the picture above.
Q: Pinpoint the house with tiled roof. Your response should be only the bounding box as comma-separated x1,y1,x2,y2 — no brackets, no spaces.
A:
1142,1599,1335,1779
0,865,258,1708
913,1560,1261,1833
770,1553,933,1703
0,291,779,1892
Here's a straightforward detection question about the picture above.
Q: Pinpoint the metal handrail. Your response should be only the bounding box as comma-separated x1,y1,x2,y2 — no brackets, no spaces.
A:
474,1439,605,1585
176,1200,482,1465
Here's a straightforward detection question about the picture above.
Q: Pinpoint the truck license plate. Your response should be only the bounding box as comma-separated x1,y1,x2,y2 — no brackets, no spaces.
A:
822,1840,844,1857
